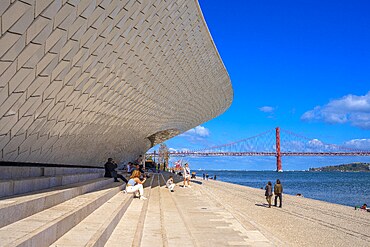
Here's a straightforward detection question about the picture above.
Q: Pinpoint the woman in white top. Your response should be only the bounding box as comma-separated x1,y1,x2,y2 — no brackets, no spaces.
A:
125,170,147,200
183,163,191,188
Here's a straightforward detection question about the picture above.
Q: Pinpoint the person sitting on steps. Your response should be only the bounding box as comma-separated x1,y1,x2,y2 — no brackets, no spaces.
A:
104,158,128,183
124,170,147,200
131,163,150,179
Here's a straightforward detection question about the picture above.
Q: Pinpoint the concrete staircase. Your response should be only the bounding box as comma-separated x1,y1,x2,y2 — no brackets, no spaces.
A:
0,166,104,198
1,168,270,246
0,166,177,247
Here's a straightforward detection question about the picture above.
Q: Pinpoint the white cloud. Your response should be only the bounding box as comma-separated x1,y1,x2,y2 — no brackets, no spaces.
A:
259,106,275,113
182,125,210,137
282,139,344,152
167,148,191,153
343,139,370,150
301,91,370,129
287,138,370,152
308,139,324,147
306,139,338,151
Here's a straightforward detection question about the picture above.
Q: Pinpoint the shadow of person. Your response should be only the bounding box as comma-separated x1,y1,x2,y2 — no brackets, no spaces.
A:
255,203,270,208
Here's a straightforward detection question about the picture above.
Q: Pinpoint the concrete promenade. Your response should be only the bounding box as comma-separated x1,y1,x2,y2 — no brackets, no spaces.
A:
122,173,273,247
1,168,370,246
201,179,370,247
130,174,370,247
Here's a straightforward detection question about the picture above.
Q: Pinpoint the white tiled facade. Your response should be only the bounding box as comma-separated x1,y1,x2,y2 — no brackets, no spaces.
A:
0,0,233,166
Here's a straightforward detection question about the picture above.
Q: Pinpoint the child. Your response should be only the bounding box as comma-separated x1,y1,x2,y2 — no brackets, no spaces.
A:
166,176,175,192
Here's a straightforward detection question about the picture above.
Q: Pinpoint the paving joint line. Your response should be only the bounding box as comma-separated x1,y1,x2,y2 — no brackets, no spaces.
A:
163,173,199,247
132,173,155,247
158,173,169,247
199,183,277,246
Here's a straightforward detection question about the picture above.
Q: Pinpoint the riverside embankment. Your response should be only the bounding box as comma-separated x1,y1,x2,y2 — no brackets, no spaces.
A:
1,169,369,246
200,179,370,247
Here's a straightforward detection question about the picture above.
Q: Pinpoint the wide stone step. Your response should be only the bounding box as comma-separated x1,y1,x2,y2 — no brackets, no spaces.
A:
140,173,166,247
138,173,195,247
0,182,123,247
105,174,155,247
0,177,113,228
50,191,133,247
157,173,194,246
0,172,104,198
0,166,103,180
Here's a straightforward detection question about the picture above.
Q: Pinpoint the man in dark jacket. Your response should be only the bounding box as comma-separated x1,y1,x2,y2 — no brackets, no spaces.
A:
104,158,128,183
274,179,283,208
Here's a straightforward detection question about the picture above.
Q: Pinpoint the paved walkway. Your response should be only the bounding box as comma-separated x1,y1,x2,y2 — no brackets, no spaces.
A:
200,179,370,247
2,170,369,246
117,173,273,247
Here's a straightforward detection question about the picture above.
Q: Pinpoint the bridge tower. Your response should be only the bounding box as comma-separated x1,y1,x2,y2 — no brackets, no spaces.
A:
275,127,283,172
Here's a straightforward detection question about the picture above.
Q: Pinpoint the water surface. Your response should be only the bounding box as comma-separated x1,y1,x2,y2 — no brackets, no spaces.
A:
196,170,370,207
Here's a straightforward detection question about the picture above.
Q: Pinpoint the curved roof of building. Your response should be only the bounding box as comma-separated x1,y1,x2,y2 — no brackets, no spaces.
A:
0,0,233,166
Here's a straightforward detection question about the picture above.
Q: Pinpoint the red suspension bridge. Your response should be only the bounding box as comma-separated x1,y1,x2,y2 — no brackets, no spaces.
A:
147,127,370,172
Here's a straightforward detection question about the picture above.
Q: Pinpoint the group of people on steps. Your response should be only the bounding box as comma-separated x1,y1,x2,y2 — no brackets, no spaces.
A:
103,158,193,200
104,158,287,210
104,157,148,200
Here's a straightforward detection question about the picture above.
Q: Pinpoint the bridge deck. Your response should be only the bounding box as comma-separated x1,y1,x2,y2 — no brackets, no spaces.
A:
148,151,370,157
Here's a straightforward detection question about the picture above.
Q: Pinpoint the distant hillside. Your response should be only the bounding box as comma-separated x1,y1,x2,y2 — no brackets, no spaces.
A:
309,163,370,172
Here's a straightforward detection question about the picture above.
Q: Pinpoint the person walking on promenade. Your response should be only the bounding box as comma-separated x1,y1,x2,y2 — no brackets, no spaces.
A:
205,173,209,180
104,158,128,183
203,173,206,180
274,179,283,208
265,181,273,208
183,163,191,187
125,170,147,200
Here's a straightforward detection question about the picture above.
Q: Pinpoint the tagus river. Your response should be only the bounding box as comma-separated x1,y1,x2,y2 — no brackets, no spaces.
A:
197,170,370,207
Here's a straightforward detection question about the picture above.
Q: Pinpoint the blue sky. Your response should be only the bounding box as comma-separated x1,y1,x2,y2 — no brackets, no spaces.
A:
150,0,370,170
